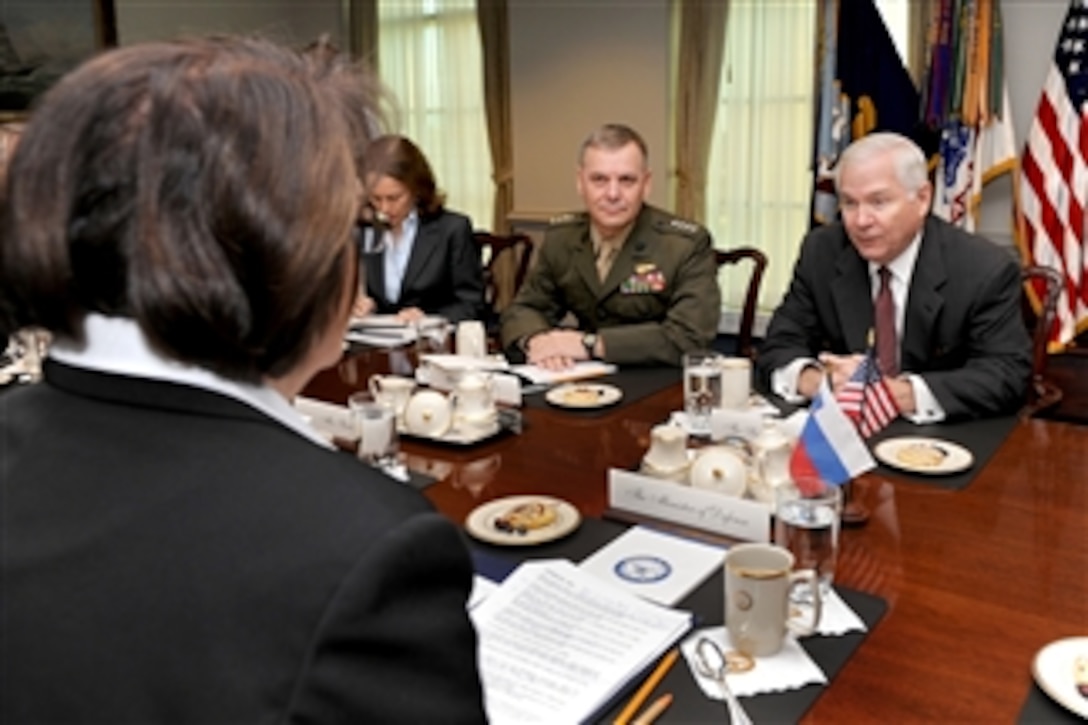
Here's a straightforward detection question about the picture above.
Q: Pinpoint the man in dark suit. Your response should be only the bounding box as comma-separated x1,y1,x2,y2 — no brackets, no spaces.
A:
500,123,720,368
0,37,485,722
757,132,1030,421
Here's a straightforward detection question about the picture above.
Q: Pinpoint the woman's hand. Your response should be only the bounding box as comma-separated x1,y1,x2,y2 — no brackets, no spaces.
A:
352,294,376,318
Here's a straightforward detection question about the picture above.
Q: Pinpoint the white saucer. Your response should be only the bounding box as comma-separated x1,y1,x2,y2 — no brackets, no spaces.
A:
873,436,973,475
465,495,581,546
1032,636,1088,718
545,383,622,409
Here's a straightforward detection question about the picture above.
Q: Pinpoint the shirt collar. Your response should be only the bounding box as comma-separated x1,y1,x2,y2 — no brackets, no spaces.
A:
590,222,634,256
388,208,420,246
868,231,923,283
49,314,332,449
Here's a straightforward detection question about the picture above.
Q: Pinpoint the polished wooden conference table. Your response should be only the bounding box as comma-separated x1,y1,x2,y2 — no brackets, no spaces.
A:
304,346,1088,723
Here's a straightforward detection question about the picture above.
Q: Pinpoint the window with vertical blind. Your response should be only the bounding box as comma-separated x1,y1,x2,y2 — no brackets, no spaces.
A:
705,0,909,331
378,0,493,231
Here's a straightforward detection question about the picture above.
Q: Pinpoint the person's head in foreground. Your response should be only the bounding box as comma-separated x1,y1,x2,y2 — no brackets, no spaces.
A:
0,35,376,395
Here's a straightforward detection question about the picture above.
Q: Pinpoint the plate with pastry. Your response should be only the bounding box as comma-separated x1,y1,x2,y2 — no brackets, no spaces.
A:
1032,637,1088,719
465,495,581,546
873,436,974,475
544,382,622,409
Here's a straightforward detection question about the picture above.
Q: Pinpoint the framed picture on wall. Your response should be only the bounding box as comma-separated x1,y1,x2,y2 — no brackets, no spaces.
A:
0,0,116,119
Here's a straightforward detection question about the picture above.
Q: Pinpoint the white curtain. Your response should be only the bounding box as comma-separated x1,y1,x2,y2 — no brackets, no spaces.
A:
378,0,494,231
705,0,817,322
704,0,910,326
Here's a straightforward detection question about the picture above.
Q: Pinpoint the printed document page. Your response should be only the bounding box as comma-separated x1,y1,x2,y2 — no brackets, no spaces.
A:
509,360,617,385
470,559,691,724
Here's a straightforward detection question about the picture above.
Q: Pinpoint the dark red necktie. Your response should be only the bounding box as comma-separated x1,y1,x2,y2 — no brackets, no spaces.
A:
875,266,898,376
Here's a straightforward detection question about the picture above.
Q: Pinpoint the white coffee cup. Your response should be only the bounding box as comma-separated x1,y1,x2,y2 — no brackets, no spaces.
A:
451,371,497,434
724,543,822,657
640,424,690,482
719,356,752,410
455,320,488,358
368,375,416,421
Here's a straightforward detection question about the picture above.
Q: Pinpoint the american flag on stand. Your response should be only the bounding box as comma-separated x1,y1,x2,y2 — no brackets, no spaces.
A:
1018,0,1088,350
836,354,899,438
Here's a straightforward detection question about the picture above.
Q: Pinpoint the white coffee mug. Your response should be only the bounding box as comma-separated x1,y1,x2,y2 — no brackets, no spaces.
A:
368,375,416,420
724,543,822,657
455,320,488,358
451,371,497,434
719,357,752,410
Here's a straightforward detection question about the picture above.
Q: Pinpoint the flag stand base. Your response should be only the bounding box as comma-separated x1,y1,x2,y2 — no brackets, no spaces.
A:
841,481,870,527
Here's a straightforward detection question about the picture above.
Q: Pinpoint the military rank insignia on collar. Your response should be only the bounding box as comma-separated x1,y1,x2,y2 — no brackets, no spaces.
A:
621,264,666,294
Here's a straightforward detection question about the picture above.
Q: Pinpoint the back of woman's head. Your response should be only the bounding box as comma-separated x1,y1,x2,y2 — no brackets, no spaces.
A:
362,135,445,216
0,35,373,381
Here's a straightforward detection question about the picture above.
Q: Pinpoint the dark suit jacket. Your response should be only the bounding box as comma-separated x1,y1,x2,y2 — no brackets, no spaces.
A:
364,209,484,323
756,215,1031,419
499,205,720,366
1,361,486,723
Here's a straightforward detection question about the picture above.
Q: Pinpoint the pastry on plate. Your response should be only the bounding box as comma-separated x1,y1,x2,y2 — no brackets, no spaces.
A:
493,501,557,535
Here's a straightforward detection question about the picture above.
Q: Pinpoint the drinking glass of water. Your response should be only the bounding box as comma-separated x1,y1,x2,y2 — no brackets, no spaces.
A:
683,350,723,435
773,482,842,603
348,391,400,474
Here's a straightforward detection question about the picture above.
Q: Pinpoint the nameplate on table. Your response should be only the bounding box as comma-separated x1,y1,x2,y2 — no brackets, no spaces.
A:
608,469,770,542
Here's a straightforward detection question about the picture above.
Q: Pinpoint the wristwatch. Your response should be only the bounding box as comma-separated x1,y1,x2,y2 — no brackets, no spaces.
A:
582,332,599,359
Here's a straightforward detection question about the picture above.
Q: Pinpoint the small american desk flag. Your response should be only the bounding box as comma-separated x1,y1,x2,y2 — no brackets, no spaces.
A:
836,354,900,438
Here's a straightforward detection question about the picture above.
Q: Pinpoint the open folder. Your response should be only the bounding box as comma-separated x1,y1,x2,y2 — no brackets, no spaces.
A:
470,559,692,724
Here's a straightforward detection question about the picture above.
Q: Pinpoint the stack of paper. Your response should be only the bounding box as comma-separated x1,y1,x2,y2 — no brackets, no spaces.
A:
470,559,692,724
509,360,617,385
344,315,446,348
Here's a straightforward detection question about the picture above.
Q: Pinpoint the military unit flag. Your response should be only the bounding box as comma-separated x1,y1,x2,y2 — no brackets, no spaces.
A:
923,0,1018,231
811,0,925,226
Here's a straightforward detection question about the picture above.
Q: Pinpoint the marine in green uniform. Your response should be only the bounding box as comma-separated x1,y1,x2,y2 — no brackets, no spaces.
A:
500,124,720,368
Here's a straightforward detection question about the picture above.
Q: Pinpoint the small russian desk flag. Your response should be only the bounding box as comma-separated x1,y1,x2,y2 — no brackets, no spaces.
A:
789,379,876,494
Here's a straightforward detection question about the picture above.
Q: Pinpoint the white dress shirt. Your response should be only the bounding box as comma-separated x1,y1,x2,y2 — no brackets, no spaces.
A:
772,233,946,423
383,209,420,304
49,314,332,448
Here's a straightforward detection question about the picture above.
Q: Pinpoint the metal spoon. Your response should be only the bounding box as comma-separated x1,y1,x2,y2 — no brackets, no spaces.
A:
694,636,753,725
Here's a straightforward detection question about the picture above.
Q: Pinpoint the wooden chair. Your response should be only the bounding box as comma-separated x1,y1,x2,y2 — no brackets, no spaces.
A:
1020,264,1064,418
715,247,768,360
474,231,534,332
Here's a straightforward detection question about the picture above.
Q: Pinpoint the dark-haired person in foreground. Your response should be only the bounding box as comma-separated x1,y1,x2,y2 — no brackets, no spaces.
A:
0,36,485,722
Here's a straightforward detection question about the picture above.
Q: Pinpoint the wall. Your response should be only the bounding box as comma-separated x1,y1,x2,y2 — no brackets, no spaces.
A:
115,0,343,48
508,0,670,222
112,0,1070,251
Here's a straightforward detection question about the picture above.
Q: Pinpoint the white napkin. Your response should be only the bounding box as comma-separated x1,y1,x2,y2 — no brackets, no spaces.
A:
680,626,827,699
812,587,867,636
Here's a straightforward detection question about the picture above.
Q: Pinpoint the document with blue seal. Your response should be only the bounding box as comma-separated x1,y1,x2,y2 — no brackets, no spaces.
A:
578,526,727,606
471,558,691,724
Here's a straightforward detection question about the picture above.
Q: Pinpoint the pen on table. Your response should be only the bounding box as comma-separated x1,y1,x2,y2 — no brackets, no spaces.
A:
612,648,679,725
632,693,673,725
